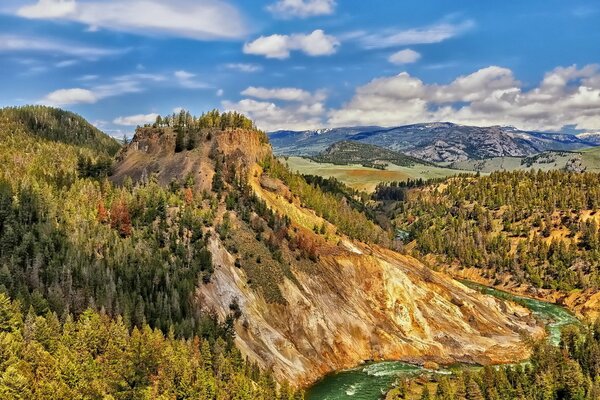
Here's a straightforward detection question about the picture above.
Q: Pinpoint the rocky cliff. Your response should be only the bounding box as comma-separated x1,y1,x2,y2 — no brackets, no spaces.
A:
114,125,544,386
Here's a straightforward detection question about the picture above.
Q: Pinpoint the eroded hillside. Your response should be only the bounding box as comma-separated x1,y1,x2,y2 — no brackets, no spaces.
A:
113,121,544,386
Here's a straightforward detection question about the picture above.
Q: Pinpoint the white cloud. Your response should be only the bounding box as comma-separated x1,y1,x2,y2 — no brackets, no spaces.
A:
267,0,336,19
16,0,248,40
223,98,325,131
352,20,474,49
223,63,262,72
174,70,195,80
388,49,421,65
41,88,98,106
328,64,600,132
39,73,163,106
216,89,224,97
113,113,159,126
0,34,124,58
243,29,339,59
18,0,76,18
241,86,325,102
173,70,210,89
115,73,166,82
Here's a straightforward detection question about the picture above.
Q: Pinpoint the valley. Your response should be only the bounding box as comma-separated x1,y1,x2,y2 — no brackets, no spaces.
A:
1,106,599,399
280,156,464,192
5,2,600,399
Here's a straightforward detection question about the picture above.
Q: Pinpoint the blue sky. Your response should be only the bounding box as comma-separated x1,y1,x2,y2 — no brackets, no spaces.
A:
1,0,600,136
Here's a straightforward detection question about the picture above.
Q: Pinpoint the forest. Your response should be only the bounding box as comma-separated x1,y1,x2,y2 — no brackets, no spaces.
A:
0,106,304,399
0,292,301,399
376,171,600,291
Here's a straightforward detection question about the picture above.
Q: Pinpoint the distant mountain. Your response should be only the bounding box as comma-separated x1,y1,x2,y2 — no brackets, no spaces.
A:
269,122,598,162
311,140,434,168
577,132,600,145
269,126,381,156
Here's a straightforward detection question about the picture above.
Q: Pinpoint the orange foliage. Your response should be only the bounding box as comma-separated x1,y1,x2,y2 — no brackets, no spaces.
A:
184,187,194,205
97,201,108,224
110,198,132,237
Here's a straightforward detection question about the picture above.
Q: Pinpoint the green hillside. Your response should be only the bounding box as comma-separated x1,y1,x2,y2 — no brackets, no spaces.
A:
376,170,600,292
311,140,433,168
0,106,121,155
0,107,303,399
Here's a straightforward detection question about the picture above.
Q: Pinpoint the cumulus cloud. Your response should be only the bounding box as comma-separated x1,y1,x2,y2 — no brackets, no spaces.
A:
241,86,325,102
16,0,248,40
267,0,336,19
243,29,339,59
224,84,329,130
113,113,159,126
351,20,474,49
41,88,98,106
328,64,600,131
0,34,124,58
388,49,421,65
223,98,326,131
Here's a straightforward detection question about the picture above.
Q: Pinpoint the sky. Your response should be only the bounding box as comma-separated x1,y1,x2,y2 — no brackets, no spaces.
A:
1,0,600,136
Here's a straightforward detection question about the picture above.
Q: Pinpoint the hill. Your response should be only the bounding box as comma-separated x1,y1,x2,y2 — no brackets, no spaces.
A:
269,122,597,162
311,140,433,168
0,105,121,155
374,170,600,319
110,111,544,385
0,105,120,186
269,126,380,156
0,107,545,393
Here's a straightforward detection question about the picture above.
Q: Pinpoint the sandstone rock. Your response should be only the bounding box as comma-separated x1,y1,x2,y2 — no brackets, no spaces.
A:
423,361,440,370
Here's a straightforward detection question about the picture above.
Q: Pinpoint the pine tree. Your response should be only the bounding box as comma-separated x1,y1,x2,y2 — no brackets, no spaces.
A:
175,128,185,153
466,378,484,400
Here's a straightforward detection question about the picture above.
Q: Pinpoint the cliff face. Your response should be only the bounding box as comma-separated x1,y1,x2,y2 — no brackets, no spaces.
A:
114,127,544,387
112,126,270,191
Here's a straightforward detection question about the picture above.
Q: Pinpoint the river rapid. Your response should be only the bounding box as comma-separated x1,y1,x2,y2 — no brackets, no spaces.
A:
305,281,579,400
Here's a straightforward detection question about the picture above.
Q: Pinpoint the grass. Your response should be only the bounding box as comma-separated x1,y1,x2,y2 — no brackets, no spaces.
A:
280,156,467,192
581,147,600,171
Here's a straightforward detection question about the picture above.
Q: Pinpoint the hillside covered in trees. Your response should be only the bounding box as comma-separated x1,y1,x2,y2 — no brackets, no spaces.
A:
0,106,303,398
377,170,600,296
0,292,302,399
2,105,592,398
310,140,433,169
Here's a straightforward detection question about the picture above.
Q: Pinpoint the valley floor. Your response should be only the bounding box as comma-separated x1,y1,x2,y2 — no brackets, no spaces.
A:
281,156,467,192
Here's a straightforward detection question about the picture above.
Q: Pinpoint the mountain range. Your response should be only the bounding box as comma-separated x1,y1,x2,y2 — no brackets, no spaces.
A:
270,122,599,162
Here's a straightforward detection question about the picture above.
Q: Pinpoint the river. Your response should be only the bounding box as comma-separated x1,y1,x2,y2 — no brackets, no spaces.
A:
305,281,579,400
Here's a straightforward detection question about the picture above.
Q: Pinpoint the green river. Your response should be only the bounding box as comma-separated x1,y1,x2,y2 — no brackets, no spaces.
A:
305,281,579,400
